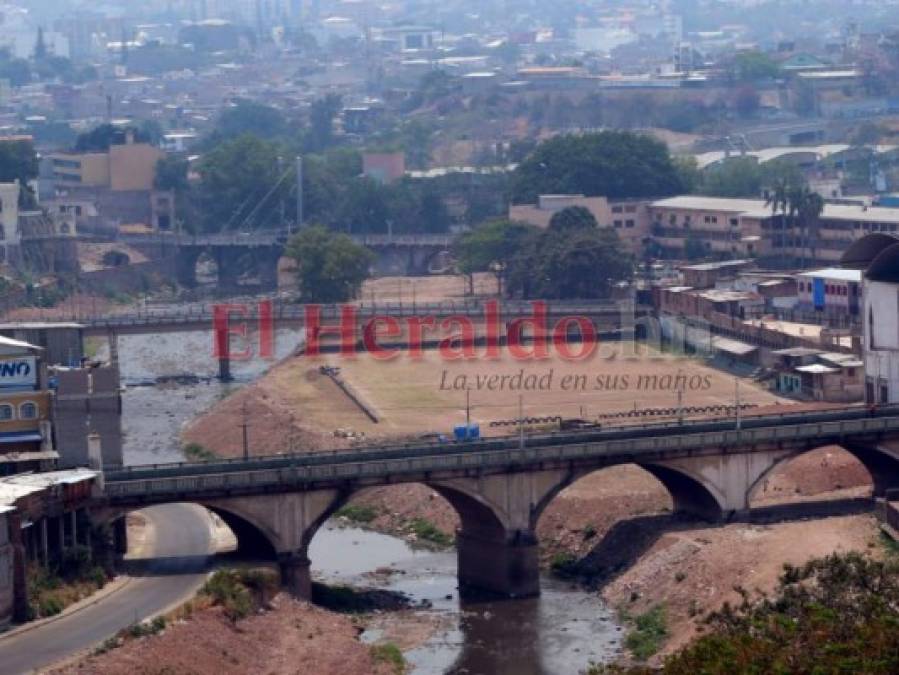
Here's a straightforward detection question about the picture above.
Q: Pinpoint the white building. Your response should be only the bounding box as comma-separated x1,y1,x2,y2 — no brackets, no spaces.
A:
842,233,899,404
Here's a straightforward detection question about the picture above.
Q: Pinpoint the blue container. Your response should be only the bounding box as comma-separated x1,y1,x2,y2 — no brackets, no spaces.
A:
467,423,480,440
453,425,468,441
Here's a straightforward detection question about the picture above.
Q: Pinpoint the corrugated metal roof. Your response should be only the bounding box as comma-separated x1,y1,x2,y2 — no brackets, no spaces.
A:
711,336,758,356
796,268,862,282
3,468,97,488
796,364,840,374
0,335,42,352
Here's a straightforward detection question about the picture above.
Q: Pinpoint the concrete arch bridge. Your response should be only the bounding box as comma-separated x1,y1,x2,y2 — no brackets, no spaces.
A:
95,406,899,599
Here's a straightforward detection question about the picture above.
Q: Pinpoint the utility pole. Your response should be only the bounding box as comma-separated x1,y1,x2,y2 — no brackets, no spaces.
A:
677,386,684,425
294,156,303,232
465,389,471,428
518,395,524,450
735,378,742,431
278,155,285,232
241,401,250,460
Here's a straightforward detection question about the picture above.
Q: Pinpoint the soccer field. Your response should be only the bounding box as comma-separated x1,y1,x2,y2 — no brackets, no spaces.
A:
269,343,789,439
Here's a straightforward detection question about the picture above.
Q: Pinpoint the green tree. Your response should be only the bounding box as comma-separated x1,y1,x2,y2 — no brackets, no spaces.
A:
515,226,633,299
454,219,538,295
511,131,687,204
0,139,38,185
0,139,38,207
728,50,782,82
285,225,374,303
592,553,899,674
792,185,825,267
74,123,154,152
195,134,287,232
700,157,765,198
154,156,193,231
215,99,287,141
333,177,391,234
547,206,599,232
304,94,342,152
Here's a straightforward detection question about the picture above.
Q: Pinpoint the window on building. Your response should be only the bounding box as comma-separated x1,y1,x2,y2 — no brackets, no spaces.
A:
612,206,623,214
614,220,623,228
881,380,891,405
625,220,635,228
0,405,13,421
19,402,37,420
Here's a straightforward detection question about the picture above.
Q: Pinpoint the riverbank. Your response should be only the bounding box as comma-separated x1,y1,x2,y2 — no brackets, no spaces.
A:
52,594,400,675
603,513,883,662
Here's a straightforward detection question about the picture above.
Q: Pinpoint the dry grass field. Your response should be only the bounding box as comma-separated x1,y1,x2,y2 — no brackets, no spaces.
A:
259,343,789,440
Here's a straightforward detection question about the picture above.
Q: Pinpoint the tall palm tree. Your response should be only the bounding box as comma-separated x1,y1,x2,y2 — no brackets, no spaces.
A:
766,177,792,264
794,187,825,268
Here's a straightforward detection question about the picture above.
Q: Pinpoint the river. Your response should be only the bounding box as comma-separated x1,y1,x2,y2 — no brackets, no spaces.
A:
115,328,623,674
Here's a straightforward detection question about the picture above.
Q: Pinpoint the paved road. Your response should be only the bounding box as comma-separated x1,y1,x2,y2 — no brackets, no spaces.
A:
0,503,213,675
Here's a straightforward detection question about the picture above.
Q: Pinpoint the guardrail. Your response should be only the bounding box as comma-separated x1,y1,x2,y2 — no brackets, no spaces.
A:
103,414,899,500
117,233,453,248
80,299,644,329
105,405,899,478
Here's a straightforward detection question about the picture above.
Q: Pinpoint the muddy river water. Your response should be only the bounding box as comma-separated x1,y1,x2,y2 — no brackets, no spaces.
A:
116,330,623,674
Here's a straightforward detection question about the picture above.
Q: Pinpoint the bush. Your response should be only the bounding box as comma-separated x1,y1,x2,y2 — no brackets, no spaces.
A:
371,642,406,674
550,552,579,578
202,569,253,622
183,442,216,462
409,518,452,547
127,616,167,638
336,504,378,524
594,552,899,674
623,605,668,661
202,568,276,622
38,596,63,617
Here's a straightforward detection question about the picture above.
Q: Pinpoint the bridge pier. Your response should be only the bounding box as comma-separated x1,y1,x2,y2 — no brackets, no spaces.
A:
279,552,312,599
457,530,540,599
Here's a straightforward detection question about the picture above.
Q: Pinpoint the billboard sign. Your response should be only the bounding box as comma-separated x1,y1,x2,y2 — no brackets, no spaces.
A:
0,357,36,388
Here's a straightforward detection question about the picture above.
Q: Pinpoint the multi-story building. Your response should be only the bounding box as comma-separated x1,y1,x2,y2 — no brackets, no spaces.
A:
44,132,164,193
842,233,899,404
0,335,57,477
510,194,651,255
40,134,174,234
795,268,863,317
648,196,768,260
647,196,899,266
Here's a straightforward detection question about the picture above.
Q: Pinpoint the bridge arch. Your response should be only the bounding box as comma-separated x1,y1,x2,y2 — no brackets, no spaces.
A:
203,504,278,559
531,461,725,528
746,442,899,506
94,501,281,561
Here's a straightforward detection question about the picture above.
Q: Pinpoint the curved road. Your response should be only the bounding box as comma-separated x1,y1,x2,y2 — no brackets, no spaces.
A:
0,503,213,675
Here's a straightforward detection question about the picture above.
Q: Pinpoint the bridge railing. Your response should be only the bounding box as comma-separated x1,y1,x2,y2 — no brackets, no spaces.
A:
80,299,644,329
105,405,899,479
103,414,899,500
